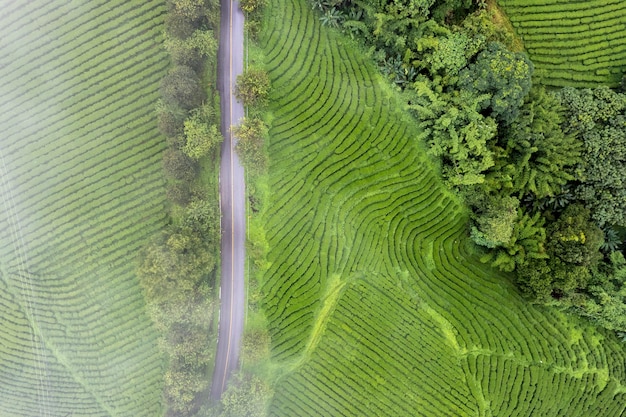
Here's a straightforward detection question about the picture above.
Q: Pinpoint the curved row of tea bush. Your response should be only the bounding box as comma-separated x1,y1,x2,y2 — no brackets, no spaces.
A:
0,1,169,415
258,0,626,414
498,0,626,87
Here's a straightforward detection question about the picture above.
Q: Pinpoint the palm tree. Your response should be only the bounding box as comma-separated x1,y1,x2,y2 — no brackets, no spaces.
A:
320,7,343,28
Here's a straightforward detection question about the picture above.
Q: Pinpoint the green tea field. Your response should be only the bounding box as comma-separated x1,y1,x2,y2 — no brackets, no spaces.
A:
497,0,626,87
257,0,626,414
0,1,168,415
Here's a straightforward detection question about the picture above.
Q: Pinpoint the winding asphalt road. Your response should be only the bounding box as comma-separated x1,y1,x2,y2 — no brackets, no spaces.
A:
210,0,246,401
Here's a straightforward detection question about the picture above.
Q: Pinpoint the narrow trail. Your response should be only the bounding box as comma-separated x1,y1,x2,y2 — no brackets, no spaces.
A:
210,0,246,401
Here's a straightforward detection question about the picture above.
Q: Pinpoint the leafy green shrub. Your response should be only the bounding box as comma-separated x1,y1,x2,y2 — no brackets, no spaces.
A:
459,42,533,124
220,375,273,417
162,147,198,181
160,65,206,110
166,181,193,206
235,68,271,108
165,29,218,68
182,108,223,160
233,117,268,172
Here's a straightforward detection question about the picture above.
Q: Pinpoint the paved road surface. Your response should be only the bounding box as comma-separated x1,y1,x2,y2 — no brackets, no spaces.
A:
210,0,246,401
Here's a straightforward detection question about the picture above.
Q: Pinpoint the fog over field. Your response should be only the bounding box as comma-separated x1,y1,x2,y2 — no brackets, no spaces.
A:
0,1,170,415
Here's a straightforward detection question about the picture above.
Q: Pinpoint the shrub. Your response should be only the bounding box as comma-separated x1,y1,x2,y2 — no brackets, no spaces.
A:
235,68,271,108
162,147,198,182
233,117,268,172
157,107,185,138
182,107,223,160
240,0,267,13
166,182,193,206
160,65,206,110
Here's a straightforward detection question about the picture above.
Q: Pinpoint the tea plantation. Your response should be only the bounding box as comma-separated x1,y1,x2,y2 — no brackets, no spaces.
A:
257,0,626,414
0,1,168,415
497,0,626,87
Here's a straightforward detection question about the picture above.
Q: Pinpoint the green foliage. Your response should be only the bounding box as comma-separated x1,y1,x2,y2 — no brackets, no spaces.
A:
165,365,210,414
373,0,435,47
411,28,484,87
167,181,193,206
168,0,208,20
423,31,482,78
483,210,547,272
183,107,223,160
138,198,219,416
233,117,268,172
489,86,581,198
573,251,626,331
459,42,533,124
560,86,626,226
240,0,267,13
460,8,515,50
220,375,273,417
517,257,591,300
160,65,206,110
241,330,271,363
412,81,496,186
515,205,603,301
546,204,603,266
181,197,221,244
255,1,626,415
0,1,172,415
235,68,271,108
165,29,218,67
470,195,519,248
138,231,213,305
163,148,198,181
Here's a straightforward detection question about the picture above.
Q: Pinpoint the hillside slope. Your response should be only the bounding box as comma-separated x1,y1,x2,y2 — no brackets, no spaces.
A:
0,1,168,415
498,0,626,87
258,0,626,414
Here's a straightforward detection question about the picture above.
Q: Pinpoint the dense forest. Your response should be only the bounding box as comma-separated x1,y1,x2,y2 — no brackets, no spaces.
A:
311,0,626,334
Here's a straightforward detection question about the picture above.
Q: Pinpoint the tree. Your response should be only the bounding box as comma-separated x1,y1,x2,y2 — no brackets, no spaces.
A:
489,86,582,199
470,195,519,248
182,107,223,160
459,42,533,124
165,29,218,68
166,181,192,206
164,364,208,415
220,374,273,417
483,210,547,272
240,0,267,13
559,87,626,226
160,65,205,110
546,204,603,267
241,330,270,363
412,81,496,186
137,228,216,303
181,198,220,245
156,99,186,138
233,117,268,172
168,0,207,21
417,31,484,82
163,148,198,182
235,68,271,108
516,257,591,300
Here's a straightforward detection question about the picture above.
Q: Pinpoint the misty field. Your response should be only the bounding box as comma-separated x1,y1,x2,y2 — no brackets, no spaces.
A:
257,0,626,414
0,1,168,415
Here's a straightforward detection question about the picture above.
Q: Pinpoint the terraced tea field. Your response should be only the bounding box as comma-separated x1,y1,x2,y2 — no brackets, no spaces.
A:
258,0,626,414
0,1,168,415
498,0,626,87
